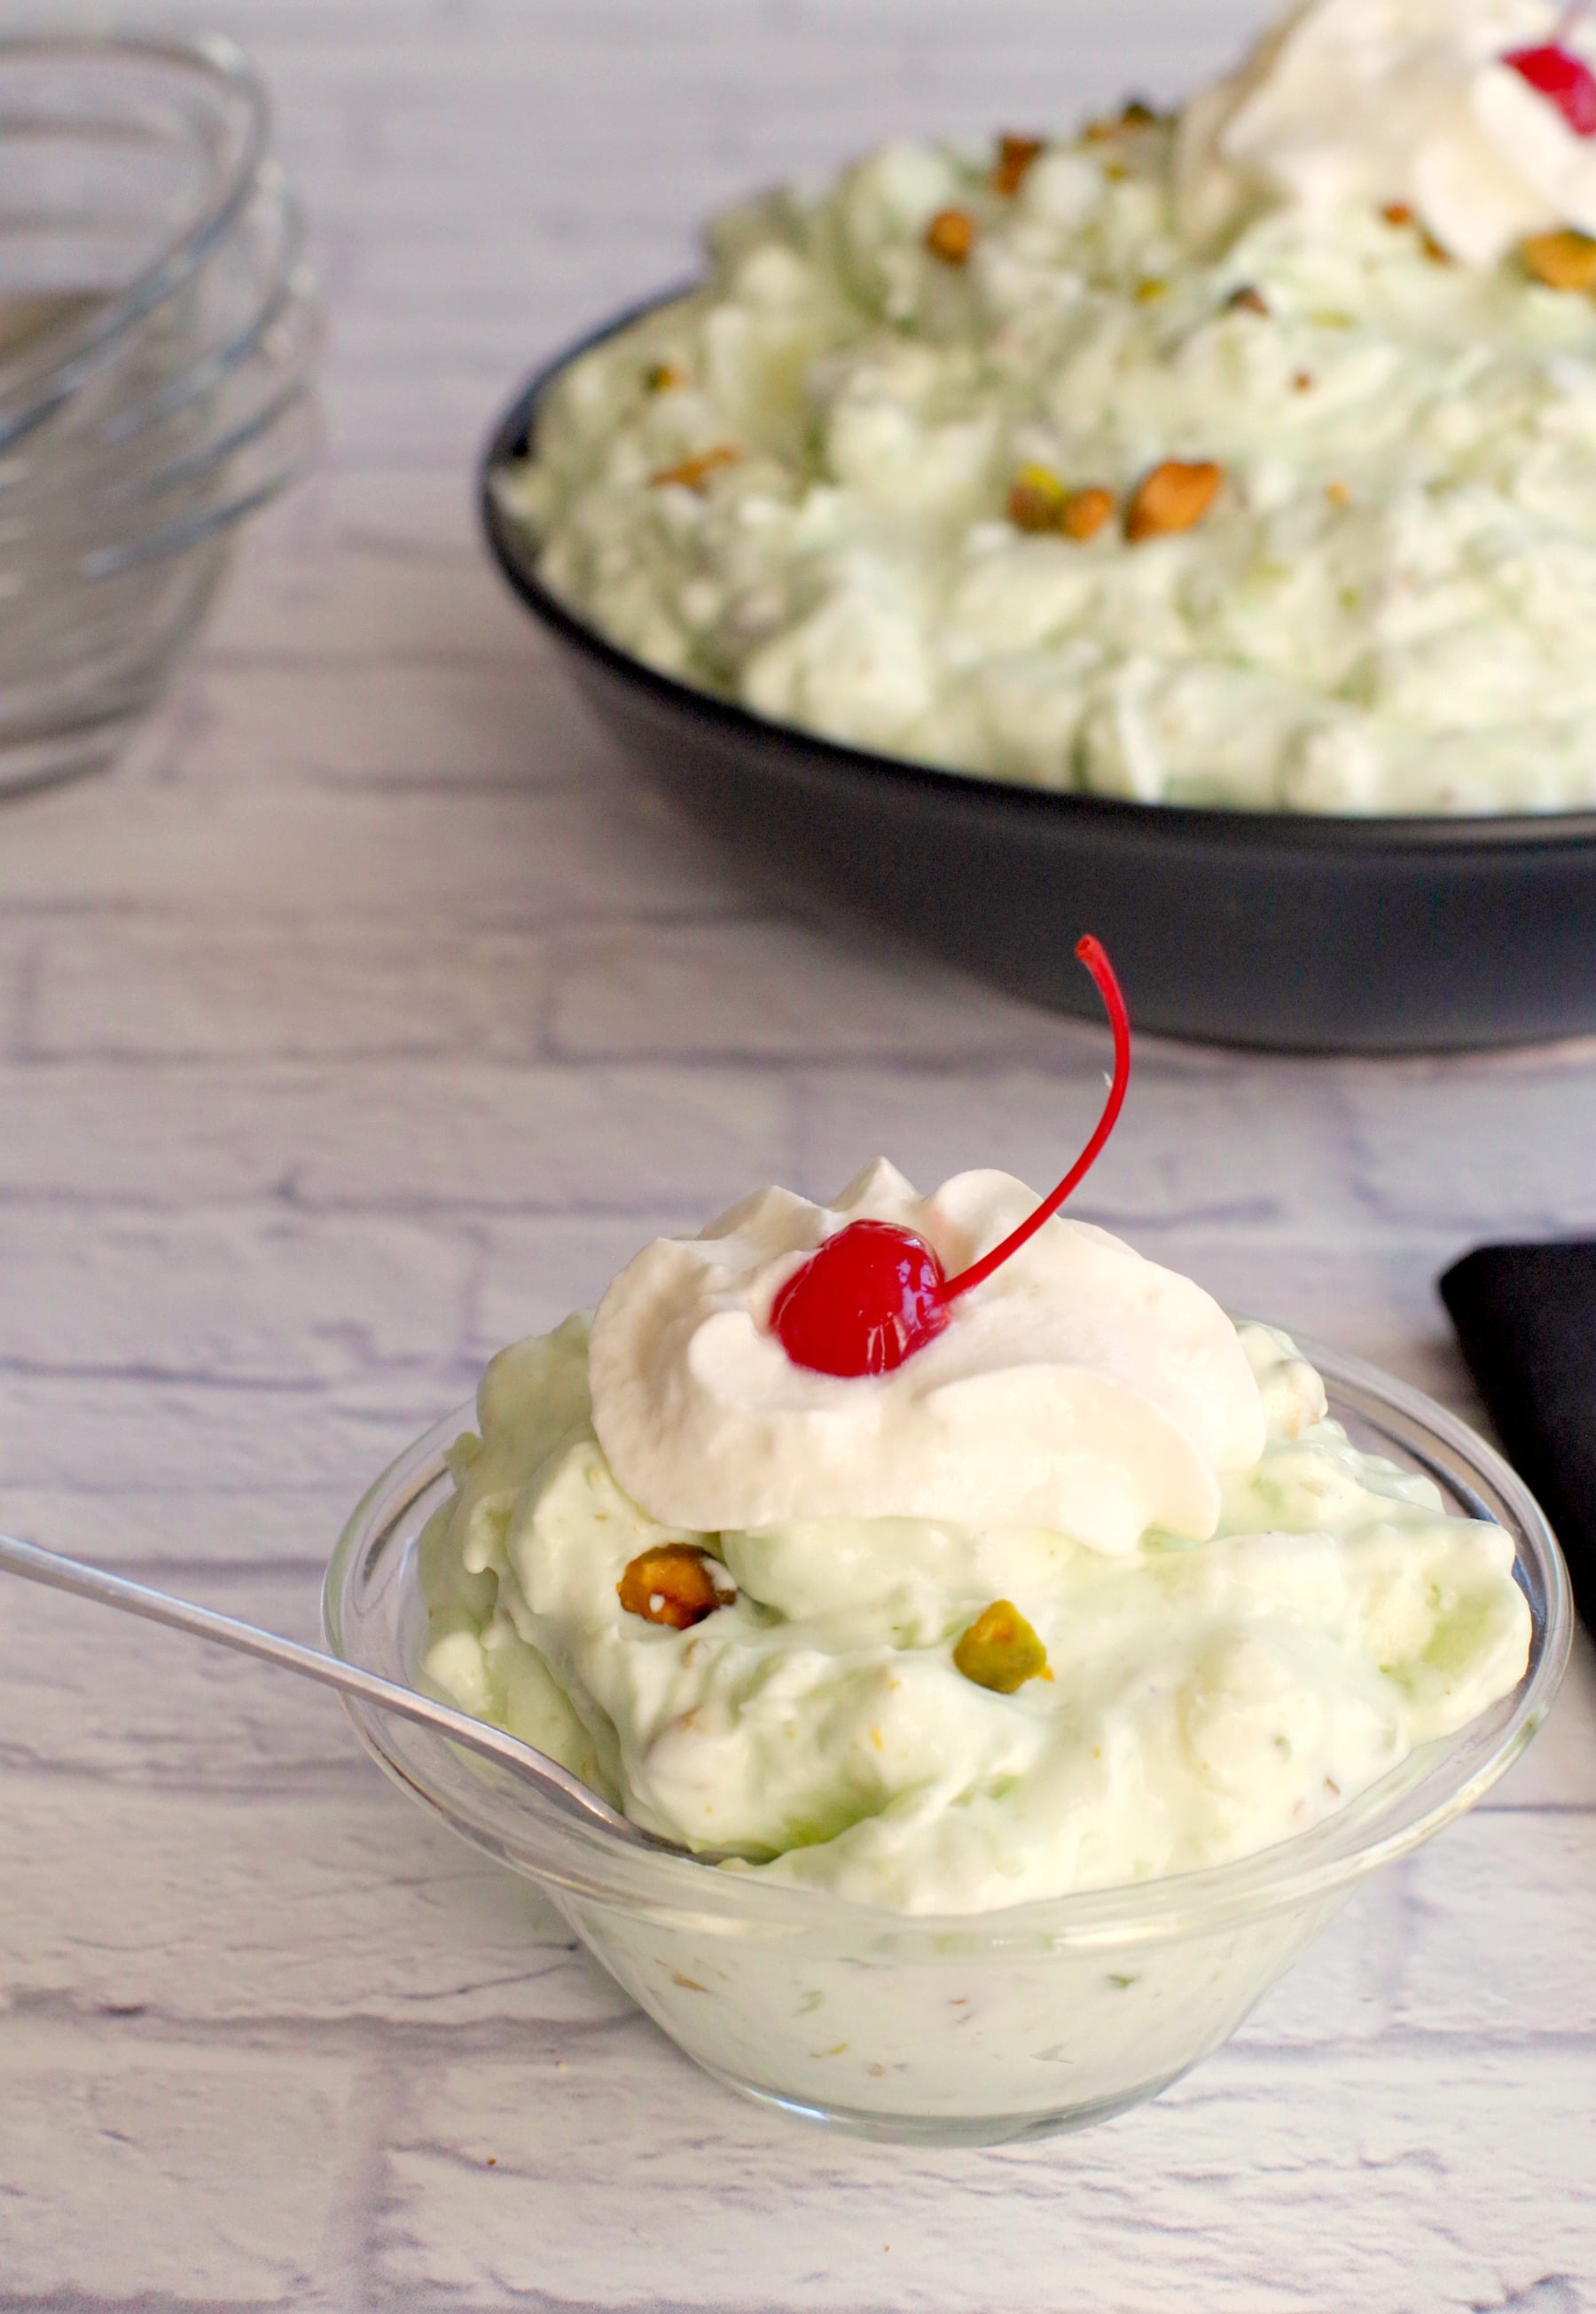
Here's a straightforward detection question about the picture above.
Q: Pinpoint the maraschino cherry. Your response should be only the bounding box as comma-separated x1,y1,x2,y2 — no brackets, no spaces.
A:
1505,6,1596,137
771,936,1132,1378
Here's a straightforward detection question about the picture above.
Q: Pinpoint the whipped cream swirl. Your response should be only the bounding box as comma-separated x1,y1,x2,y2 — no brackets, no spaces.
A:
1177,0,1596,265
588,1161,1265,1554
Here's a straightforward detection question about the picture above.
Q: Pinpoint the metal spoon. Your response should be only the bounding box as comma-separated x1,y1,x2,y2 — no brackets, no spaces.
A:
0,1530,700,1860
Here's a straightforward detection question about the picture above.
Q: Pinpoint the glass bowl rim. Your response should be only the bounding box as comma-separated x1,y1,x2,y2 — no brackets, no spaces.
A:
324,1333,1573,1949
0,29,271,438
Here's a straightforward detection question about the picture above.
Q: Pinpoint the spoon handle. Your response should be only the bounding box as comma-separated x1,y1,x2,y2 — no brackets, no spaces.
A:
0,1528,634,1842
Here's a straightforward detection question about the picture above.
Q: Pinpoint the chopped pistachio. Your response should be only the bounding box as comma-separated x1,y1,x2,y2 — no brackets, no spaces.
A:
649,444,741,492
924,208,976,266
617,1544,729,1630
1084,96,1163,140
1007,462,1067,531
1522,228,1596,293
992,134,1044,197
1126,459,1224,542
954,1600,1051,1694
1062,485,1115,540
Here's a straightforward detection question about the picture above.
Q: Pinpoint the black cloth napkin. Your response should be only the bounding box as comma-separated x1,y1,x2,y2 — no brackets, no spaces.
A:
1440,1241,1596,1635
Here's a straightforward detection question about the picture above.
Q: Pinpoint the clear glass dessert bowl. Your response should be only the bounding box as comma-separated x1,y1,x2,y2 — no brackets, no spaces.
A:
324,1339,1571,2147
0,33,320,796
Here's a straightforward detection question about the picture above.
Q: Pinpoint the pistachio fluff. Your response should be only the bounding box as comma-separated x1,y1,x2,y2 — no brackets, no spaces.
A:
500,0,1596,816
418,1169,1531,1914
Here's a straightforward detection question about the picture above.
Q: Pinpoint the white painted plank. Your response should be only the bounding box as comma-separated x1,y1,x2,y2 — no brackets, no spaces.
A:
0,2022,371,2309
0,1566,383,1789
0,1481,379,1576
26,922,553,1063
375,2033,1596,2313
0,775,736,923
0,1063,793,1211
0,1777,625,2029
0,1207,473,1382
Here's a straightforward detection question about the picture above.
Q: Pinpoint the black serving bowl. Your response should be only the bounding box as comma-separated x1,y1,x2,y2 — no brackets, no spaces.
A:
481,300,1596,1054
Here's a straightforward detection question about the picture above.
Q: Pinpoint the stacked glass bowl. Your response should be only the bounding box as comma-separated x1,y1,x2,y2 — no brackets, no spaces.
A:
0,32,320,796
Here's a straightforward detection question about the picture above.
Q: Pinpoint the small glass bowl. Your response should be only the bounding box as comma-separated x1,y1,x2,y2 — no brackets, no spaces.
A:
0,33,320,796
324,1341,1571,2147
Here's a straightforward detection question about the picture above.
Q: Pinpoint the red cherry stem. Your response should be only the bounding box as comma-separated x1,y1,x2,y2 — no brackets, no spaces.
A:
939,935,1131,1306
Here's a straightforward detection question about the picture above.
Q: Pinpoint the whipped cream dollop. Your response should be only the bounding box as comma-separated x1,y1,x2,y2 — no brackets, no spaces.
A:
587,1161,1265,1553
1177,0,1596,264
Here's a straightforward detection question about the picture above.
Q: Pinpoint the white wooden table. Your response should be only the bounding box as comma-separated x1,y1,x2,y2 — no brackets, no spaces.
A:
3,4,1593,2305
